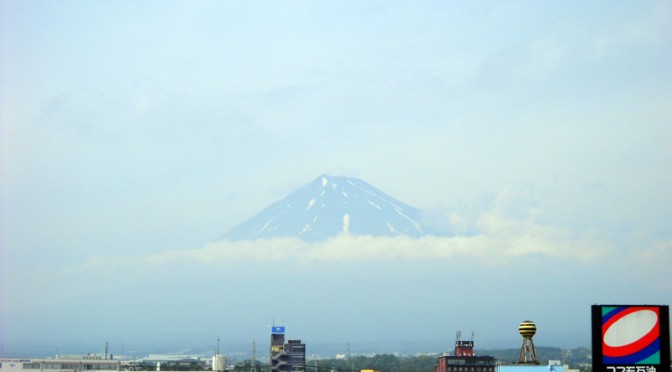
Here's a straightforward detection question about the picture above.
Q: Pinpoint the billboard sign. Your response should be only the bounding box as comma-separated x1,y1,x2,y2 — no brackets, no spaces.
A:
272,326,286,334
592,305,670,372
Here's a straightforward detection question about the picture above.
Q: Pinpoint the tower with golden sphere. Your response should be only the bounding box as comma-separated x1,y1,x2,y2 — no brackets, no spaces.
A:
518,320,539,364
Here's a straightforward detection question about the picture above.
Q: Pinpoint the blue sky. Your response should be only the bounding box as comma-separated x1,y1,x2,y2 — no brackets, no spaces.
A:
1,1,671,356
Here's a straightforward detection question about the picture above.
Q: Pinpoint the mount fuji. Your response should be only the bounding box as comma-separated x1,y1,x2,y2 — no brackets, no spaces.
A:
224,174,437,242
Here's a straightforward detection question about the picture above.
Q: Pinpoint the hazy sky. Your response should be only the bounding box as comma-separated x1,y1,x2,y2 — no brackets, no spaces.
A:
1,1,671,357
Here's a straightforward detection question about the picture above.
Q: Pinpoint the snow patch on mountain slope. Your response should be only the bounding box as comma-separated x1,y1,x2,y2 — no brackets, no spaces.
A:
343,214,350,233
392,207,423,233
387,222,399,233
258,218,276,235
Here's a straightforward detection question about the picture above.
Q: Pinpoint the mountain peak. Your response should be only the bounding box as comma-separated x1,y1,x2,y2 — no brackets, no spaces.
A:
224,175,429,241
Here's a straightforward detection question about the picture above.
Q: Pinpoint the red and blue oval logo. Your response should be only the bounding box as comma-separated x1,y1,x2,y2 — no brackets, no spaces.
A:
602,306,661,364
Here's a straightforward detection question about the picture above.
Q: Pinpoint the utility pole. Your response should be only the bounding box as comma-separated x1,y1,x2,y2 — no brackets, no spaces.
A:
252,340,257,372
347,344,353,372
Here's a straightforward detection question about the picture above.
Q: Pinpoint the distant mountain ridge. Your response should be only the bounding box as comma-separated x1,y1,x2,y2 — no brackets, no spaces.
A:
224,174,433,241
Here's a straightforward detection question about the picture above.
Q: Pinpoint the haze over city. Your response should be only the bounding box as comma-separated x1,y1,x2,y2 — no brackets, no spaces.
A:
1,1,671,357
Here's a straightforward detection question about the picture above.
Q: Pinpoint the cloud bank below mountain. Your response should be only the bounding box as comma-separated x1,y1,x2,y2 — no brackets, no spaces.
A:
2,206,669,354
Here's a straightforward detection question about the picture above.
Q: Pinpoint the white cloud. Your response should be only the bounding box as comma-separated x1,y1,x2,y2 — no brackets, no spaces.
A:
81,212,607,270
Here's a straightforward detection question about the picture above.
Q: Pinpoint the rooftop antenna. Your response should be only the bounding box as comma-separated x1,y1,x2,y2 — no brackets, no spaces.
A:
456,331,461,341
217,338,220,356
105,341,109,360
471,331,474,342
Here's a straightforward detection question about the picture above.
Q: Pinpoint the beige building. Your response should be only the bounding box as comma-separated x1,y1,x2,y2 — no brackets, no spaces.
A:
1,357,120,372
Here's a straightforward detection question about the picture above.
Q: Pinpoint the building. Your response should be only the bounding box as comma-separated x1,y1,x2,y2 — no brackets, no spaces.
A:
270,327,306,372
270,326,286,372
435,334,497,372
284,340,305,372
0,357,120,372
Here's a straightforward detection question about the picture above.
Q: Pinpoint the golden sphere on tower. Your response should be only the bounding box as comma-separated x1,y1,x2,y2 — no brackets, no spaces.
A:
519,320,537,338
